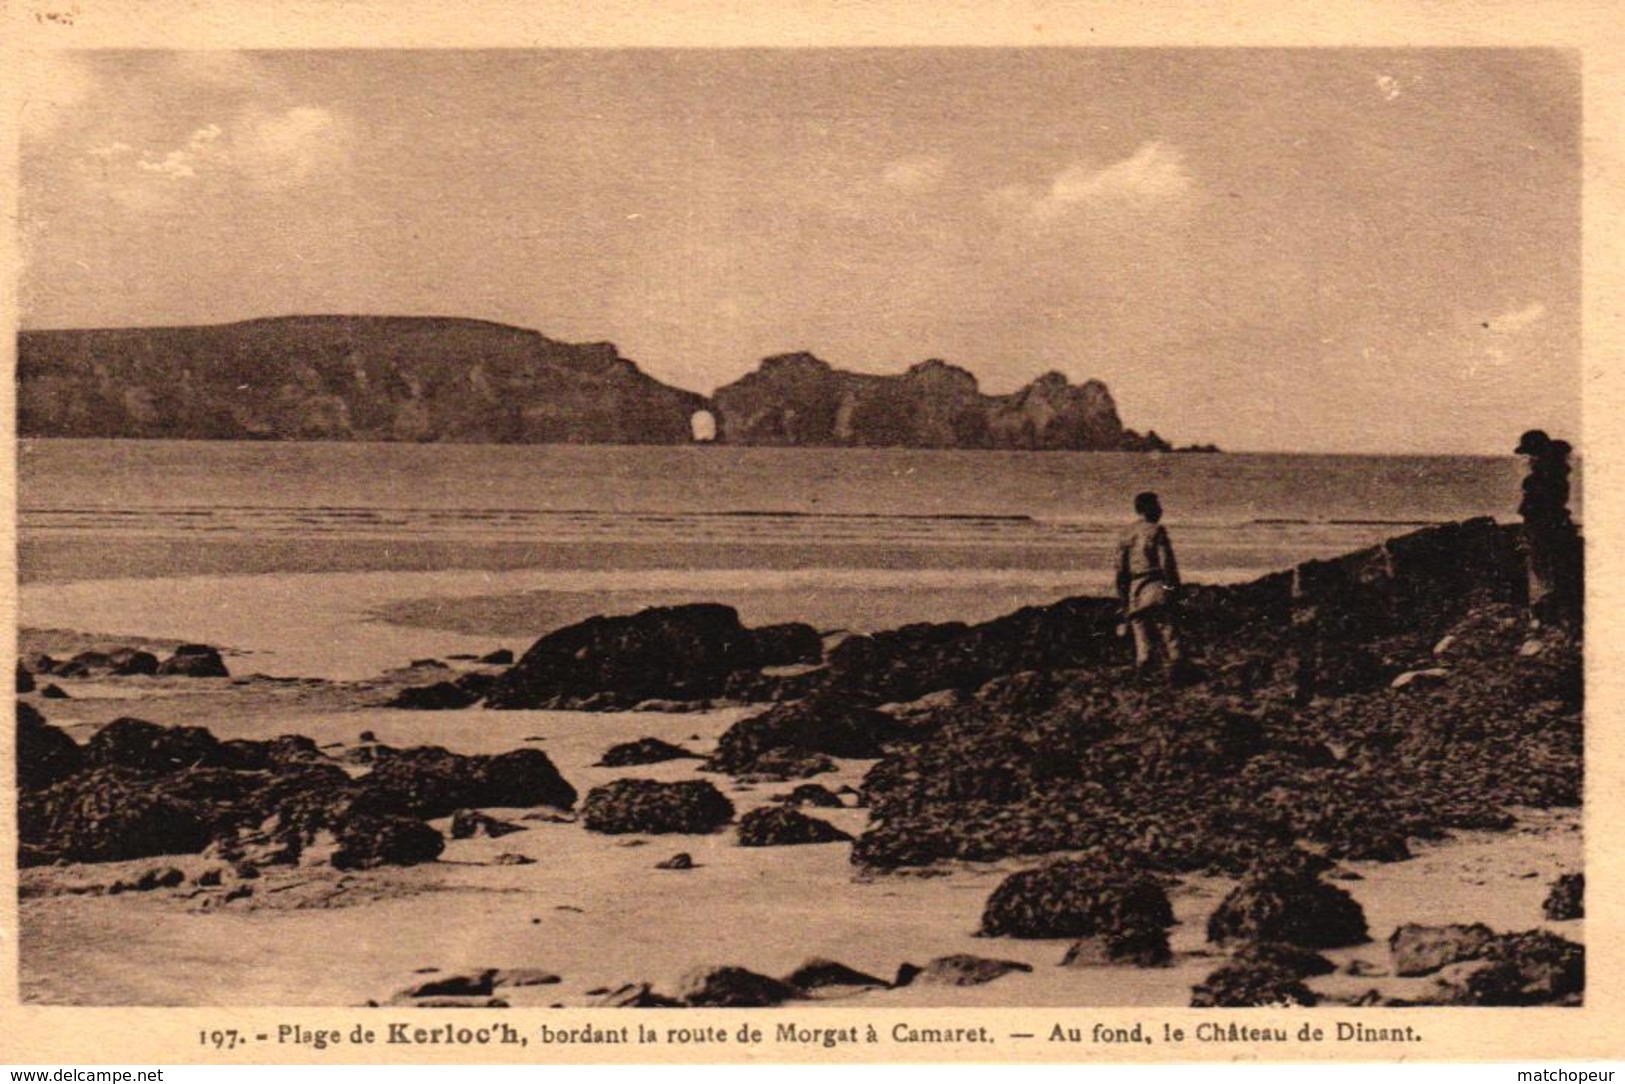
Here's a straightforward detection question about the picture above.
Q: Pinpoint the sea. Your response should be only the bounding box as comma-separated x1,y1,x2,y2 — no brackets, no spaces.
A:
15,438,1560,601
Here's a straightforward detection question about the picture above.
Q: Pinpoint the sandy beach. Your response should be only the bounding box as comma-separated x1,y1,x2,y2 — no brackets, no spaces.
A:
15,523,1585,1008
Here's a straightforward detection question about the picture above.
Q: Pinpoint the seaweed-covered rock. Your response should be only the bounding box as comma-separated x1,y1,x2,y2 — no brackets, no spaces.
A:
18,767,217,865
776,783,845,808
582,779,734,835
783,958,891,993
449,809,525,840
1060,923,1172,968
1233,941,1337,978
678,966,800,1007
388,682,480,710
730,748,838,782
353,745,576,819
1388,922,1498,977
332,814,444,870
486,604,760,708
896,955,1034,987
1206,870,1369,949
597,737,701,767
108,648,161,676
1542,873,1584,921
40,684,70,699
751,622,823,667
1191,961,1319,1007
736,806,852,846
980,861,1174,940
83,717,224,775
1426,930,1584,1006
17,703,83,791
706,695,909,775
397,970,497,998
157,644,230,678
215,734,328,772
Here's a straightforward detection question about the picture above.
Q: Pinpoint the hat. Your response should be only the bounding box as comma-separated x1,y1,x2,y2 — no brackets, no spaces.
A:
1515,429,1551,455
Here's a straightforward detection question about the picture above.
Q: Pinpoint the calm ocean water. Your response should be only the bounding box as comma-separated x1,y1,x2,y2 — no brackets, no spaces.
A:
18,439,1565,591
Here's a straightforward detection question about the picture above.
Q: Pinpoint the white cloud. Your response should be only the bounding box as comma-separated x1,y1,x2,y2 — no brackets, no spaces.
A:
236,106,345,187
1376,74,1403,101
1485,301,1547,333
881,154,948,193
133,122,229,181
989,141,1196,231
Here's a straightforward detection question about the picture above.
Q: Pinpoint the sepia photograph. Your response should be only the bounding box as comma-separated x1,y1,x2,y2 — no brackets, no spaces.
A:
4,12,1618,1066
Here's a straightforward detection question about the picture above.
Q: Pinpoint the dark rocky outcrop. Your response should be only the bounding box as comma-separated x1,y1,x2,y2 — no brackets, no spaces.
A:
83,717,224,775
18,663,36,693
980,861,1175,941
775,783,845,808
156,645,229,678
895,955,1034,988
1190,961,1319,1007
655,852,694,870
751,623,824,667
712,354,1173,451
706,695,912,776
19,317,704,444
677,966,801,1007
1232,941,1337,978
736,807,853,847
486,604,760,708
331,815,445,870
353,746,577,819
449,809,525,840
1422,930,1584,1006
1206,869,1369,949
1388,923,1498,977
386,681,480,710
1542,873,1584,921
581,779,734,835
782,958,891,993
597,737,702,767
19,768,219,865
1060,925,1172,968
17,703,83,791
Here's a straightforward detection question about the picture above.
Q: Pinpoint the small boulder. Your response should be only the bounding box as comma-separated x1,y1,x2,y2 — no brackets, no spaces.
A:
84,717,223,775
493,853,536,866
677,965,800,1007
449,809,525,840
782,958,890,994
157,644,230,678
17,663,35,694
41,684,70,699
591,983,682,1008
478,648,514,665
108,648,160,676
1388,922,1498,976
1233,941,1337,978
18,767,217,865
17,703,83,791
1190,961,1319,1007
737,807,852,847
899,955,1034,987
1542,873,1584,921
399,969,497,998
596,737,702,767
388,682,479,710
331,815,444,870
980,861,1174,940
655,853,694,870
1060,923,1172,968
1426,930,1583,1006
1207,869,1369,949
1390,668,1449,690
582,779,734,835
775,783,845,808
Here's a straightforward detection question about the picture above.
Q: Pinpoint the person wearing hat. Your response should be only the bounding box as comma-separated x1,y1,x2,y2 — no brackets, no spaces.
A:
1116,491,1185,679
1515,429,1579,629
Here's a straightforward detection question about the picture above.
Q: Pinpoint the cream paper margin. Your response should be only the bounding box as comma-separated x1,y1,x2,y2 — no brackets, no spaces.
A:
0,0,1620,1066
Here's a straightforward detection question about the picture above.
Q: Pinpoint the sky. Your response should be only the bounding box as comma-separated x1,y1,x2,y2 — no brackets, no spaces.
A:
17,48,1580,453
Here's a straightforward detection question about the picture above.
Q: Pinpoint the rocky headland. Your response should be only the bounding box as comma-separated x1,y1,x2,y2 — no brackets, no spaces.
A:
18,317,1198,450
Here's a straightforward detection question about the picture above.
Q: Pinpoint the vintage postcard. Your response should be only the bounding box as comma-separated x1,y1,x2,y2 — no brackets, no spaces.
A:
2,0,1622,1067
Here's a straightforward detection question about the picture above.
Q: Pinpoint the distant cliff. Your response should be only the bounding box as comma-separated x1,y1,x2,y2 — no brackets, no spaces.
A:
711,353,1172,451
17,316,706,444
17,318,1201,451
